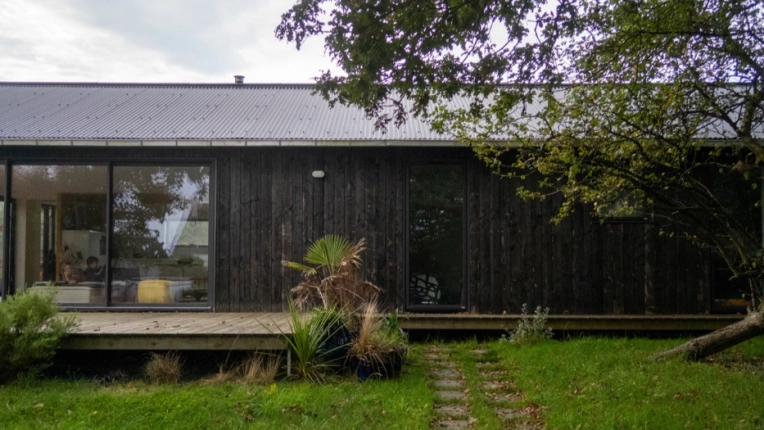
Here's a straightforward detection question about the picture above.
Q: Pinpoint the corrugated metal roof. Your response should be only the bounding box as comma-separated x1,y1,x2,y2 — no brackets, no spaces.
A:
0,82,754,146
0,83,469,143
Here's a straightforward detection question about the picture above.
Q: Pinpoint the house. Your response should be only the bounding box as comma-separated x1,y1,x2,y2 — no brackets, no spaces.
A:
0,81,755,317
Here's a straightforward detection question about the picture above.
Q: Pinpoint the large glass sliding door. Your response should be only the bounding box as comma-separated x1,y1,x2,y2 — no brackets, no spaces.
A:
0,161,212,308
407,163,467,311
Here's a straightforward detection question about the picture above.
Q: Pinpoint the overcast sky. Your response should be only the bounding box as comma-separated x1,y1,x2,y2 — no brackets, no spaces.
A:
0,0,337,83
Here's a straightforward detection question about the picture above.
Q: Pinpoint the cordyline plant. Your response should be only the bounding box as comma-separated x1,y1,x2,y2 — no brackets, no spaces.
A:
283,235,380,312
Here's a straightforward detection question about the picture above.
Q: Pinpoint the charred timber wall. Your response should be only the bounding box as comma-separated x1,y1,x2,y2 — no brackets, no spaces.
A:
2,146,709,314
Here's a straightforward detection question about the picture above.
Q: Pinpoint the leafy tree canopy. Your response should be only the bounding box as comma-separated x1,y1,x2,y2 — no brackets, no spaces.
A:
278,0,764,301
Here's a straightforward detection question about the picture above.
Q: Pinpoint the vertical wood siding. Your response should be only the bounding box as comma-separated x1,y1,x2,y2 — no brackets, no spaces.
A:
213,147,710,315
0,146,710,315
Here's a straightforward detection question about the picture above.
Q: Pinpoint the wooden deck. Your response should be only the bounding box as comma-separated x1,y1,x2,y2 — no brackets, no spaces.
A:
58,312,746,351
61,313,291,350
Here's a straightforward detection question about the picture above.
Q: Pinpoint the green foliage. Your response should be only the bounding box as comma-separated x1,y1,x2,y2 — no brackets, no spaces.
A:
0,292,77,383
501,303,553,345
283,235,379,312
283,302,346,383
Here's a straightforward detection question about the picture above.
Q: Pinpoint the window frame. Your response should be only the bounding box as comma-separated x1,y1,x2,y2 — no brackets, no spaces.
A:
404,160,470,313
0,158,215,311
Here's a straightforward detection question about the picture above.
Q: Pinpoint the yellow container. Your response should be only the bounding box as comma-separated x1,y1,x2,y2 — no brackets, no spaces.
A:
137,280,171,303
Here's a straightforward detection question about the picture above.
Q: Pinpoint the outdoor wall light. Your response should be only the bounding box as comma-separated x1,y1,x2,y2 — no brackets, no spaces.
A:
312,170,325,179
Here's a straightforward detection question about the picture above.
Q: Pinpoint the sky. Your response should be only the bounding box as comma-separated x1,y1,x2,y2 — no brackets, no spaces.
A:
0,0,337,83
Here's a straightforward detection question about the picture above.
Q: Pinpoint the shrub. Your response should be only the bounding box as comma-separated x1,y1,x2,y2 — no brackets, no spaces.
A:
0,291,77,383
283,302,346,383
144,352,183,384
502,303,553,345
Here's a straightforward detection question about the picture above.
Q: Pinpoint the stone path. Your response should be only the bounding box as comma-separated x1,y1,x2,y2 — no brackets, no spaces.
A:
426,346,542,429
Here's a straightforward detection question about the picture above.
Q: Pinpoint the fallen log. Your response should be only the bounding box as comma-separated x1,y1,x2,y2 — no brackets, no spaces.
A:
654,311,764,361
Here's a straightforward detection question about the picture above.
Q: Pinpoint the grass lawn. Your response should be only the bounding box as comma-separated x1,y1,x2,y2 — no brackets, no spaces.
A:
1,337,763,429
480,336,764,429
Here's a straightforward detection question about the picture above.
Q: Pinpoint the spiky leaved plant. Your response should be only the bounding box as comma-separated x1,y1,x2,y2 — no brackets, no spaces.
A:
283,235,379,312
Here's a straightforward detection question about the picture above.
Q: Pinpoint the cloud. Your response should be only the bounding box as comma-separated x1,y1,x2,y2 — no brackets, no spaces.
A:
0,0,339,83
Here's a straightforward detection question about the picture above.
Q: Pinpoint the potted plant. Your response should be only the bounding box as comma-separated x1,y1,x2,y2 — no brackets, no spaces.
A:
350,302,408,381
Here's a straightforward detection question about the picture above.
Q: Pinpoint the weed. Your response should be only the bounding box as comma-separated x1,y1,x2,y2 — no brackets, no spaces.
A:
144,352,183,384
204,353,281,385
502,303,552,345
239,353,280,384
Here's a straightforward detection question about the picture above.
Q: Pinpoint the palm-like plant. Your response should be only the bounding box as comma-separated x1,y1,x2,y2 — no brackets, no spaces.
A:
284,235,380,312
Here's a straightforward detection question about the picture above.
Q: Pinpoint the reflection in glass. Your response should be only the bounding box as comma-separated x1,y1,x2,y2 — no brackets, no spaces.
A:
408,164,465,306
111,166,210,305
10,165,108,305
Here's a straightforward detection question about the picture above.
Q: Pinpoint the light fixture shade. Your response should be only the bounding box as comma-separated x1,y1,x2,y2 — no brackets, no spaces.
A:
311,170,325,178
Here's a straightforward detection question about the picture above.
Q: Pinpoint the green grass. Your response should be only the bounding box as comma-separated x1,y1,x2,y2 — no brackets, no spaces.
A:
2,338,764,429
0,349,433,430
489,337,764,430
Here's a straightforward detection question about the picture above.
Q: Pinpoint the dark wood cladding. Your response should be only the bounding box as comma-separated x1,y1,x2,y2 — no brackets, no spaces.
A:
1,146,710,315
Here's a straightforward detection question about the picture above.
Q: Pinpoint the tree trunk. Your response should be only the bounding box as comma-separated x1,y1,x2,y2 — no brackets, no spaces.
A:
654,311,764,361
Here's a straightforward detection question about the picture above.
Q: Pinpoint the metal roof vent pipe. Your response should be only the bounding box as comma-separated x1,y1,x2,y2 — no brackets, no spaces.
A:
234,75,245,85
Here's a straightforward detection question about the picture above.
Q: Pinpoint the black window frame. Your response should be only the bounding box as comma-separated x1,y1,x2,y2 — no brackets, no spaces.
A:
405,160,469,313
0,157,215,311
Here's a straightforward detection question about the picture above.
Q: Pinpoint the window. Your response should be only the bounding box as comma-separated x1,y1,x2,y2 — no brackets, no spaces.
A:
407,163,467,310
0,162,212,308
111,166,210,305
10,165,108,305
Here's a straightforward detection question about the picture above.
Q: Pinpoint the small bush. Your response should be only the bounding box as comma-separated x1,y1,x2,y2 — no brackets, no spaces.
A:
0,291,77,383
144,352,183,384
502,303,553,345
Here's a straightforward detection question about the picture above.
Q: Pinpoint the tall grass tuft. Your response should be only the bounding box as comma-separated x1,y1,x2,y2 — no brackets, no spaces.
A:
204,353,281,385
144,352,183,384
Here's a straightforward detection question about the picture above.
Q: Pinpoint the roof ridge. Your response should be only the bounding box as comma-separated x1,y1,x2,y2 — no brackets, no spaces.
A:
0,82,318,89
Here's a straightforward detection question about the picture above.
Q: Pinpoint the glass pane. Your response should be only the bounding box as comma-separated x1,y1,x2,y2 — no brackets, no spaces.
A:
0,163,5,299
111,166,210,305
408,164,465,306
11,165,108,305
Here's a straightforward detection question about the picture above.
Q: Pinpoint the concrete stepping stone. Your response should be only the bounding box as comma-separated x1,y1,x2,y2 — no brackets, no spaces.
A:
434,404,469,417
481,380,514,391
472,349,488,356
475,362,501,370
485,391,524,404
433,361,458,368
431,369,461,379
436,390,467,401
481,370,508,379
425,353,449,361
496,408,528,421
435,420,471,429
434,380,464,389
